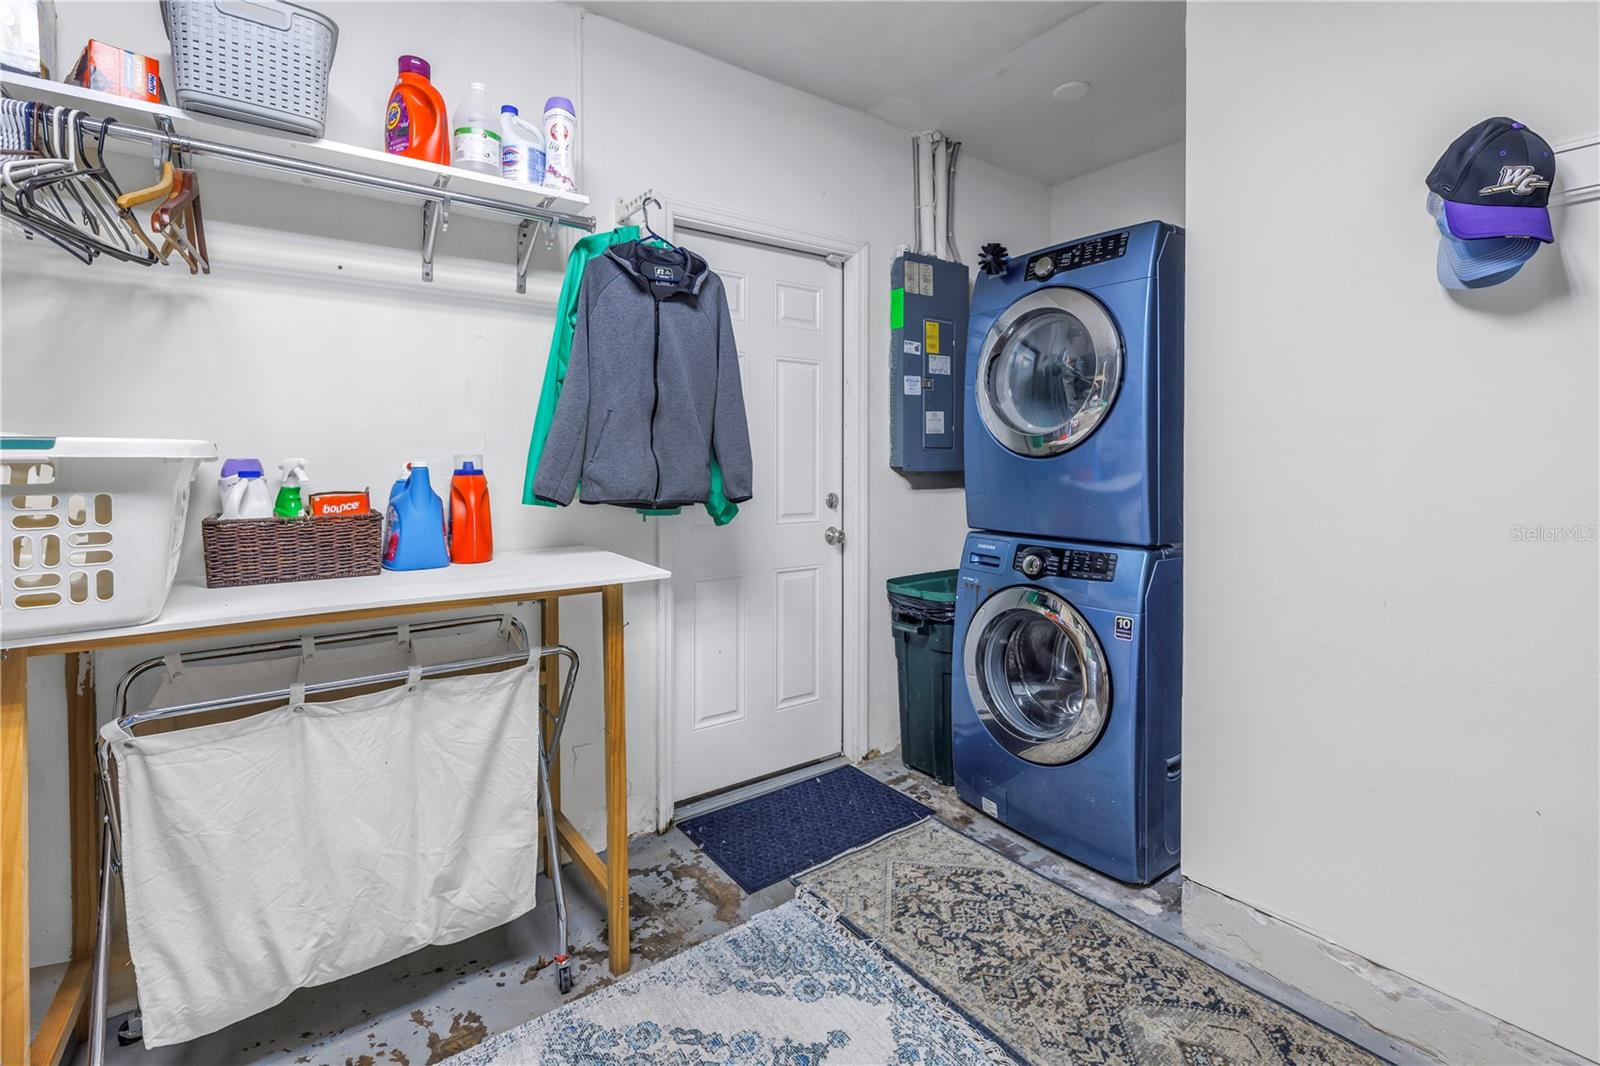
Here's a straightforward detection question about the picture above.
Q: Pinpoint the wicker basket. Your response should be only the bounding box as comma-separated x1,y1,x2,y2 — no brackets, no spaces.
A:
202,510,382,588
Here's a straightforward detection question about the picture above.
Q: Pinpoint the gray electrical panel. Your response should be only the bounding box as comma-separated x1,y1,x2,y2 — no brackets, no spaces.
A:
890,253,970,476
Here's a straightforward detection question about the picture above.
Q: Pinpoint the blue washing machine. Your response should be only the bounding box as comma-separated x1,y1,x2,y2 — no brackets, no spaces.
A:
952,530,1181,884
965,221,1184,547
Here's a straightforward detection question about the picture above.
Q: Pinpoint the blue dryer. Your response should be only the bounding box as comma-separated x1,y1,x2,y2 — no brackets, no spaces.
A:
965,221,1184,547
952,530,1181,884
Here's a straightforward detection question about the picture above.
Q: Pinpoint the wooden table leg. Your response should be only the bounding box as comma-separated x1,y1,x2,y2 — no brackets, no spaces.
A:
601,584,629,976
540,598,562,878
2,650,31,1066
66,654,96,1046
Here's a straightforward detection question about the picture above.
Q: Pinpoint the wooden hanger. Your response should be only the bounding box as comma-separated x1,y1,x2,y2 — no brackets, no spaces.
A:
151,169,201,273
115,160,174,210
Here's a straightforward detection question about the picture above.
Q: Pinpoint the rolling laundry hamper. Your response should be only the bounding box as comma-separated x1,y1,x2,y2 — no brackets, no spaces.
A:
87,615,579,1059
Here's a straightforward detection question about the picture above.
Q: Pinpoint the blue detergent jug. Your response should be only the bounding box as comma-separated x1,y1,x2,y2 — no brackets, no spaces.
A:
383,461,450,571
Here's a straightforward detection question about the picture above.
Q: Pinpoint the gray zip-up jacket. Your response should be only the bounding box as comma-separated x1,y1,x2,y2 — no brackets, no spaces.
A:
532,241,753,508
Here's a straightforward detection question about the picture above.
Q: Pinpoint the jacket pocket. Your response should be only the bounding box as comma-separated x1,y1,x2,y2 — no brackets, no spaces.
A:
589,409,615,461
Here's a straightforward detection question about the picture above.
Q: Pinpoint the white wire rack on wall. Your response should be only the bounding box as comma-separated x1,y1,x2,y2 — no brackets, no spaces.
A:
0,72,596,289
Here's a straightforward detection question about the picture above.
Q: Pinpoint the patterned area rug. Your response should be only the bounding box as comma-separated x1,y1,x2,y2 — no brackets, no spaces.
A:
795,820,1385,1065
448,900,1013,1065
679,765,932,891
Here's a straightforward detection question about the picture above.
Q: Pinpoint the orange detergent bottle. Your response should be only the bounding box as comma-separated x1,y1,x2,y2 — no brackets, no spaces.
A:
449,454,494,564
385,55,449,165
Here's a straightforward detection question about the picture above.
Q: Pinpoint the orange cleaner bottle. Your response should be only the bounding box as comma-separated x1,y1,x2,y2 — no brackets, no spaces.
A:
449,455,494,564
385,55,450,165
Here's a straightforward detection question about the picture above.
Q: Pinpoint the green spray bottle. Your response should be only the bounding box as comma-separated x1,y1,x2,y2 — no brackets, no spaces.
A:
273,458,310,518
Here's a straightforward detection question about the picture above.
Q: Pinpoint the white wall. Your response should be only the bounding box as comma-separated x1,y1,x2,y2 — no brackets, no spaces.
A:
4,2,1049,964
1184,3,1599,1060
1051,139,1185,241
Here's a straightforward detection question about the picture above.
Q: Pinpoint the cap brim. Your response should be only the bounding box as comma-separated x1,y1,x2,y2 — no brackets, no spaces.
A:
1437,231,1539,282
1443,200,1553,243
1436,240,1526,289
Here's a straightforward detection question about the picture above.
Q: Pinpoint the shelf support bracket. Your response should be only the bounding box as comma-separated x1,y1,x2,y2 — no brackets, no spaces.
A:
422,198,449,283
516,218,546,294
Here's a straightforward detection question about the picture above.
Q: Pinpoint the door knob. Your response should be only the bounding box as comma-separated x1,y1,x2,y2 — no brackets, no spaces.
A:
824,526,846,546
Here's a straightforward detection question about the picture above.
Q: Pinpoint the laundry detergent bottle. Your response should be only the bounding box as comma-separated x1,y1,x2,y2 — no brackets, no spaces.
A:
220,469,273,519
384,461,450,570
449,454,493,564
385,55,449,165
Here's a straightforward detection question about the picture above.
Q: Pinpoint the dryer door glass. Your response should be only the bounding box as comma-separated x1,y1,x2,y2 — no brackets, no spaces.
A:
977,289,1123,457
964,586,1110,765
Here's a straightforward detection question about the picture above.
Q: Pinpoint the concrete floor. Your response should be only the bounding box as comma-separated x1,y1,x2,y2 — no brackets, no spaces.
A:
75,753,1427,1066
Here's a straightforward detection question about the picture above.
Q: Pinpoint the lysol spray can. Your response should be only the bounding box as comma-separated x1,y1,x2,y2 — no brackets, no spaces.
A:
542,96,577,192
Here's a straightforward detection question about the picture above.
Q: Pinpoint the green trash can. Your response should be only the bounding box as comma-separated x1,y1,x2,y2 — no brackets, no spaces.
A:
887,570,959,785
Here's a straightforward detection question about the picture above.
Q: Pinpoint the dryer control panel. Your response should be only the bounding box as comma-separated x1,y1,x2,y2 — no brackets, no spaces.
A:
1025,231,1130,282
1014,544,1119,582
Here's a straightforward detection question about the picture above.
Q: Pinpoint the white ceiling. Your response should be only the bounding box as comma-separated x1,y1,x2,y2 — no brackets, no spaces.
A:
581,1,1186,186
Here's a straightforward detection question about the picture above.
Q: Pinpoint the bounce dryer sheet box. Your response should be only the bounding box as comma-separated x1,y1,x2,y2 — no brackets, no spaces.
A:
310,491,371,518
67,39,162,103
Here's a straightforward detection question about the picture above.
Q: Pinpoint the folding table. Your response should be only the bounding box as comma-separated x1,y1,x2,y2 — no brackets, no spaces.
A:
0,546,668,1066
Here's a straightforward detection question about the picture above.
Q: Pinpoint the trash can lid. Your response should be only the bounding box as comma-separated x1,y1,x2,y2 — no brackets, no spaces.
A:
886,570,958,604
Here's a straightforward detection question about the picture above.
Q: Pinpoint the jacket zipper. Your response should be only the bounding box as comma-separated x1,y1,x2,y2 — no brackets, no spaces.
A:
649,295,662,501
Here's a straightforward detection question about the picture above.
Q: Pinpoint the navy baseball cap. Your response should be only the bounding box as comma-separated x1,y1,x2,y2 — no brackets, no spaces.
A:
1426,118,1555,243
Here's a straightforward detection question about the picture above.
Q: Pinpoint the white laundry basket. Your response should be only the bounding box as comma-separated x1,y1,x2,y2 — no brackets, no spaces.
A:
2,437,215,639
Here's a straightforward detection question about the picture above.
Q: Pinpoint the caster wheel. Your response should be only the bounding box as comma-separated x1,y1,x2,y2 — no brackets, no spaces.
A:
556,959,573,994
117,1015,143,1047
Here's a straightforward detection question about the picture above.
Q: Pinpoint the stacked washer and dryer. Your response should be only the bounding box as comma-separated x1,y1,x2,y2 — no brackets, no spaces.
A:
954,221,1185,884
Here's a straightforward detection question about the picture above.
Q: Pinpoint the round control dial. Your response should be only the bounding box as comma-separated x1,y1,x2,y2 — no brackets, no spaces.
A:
1020,551,1047,578
1031,256,1054,279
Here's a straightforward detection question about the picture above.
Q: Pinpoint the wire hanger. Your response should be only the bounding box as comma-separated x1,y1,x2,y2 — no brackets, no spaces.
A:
639,195,675,250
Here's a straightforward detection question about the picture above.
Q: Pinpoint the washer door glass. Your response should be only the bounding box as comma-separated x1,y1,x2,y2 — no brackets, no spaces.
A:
978,289,1123,457
964,586,1110,766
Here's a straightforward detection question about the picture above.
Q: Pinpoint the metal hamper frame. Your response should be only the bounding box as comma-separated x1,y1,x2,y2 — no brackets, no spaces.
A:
86,615,580,1063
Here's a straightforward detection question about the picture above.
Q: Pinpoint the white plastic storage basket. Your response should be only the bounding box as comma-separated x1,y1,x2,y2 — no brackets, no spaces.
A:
162,0,338,137
2,437,215,640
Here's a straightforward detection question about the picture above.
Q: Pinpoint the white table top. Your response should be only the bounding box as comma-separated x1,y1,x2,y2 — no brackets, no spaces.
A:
5,547,668,653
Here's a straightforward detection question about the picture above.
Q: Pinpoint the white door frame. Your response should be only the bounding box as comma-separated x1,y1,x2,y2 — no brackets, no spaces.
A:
650,196,872,831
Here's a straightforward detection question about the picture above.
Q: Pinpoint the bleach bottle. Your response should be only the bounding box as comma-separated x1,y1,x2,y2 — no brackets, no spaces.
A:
499,105,545,185
383,461,450,571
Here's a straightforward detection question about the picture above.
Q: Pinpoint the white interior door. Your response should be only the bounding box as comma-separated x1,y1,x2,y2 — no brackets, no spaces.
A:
669,230,845,802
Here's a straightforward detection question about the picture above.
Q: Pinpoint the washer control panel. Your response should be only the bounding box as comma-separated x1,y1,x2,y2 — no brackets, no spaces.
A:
1026,231,1130,282
1014,545,1119,582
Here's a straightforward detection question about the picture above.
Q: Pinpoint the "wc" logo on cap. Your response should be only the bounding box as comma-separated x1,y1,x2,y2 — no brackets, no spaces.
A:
1480,165,1550,196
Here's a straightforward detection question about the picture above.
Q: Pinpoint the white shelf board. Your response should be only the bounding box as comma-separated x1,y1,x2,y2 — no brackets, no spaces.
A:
0,71,591,224
3,547,668,653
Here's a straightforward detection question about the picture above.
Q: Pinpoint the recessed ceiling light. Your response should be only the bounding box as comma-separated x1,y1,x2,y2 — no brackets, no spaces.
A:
1052,81,1092,103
